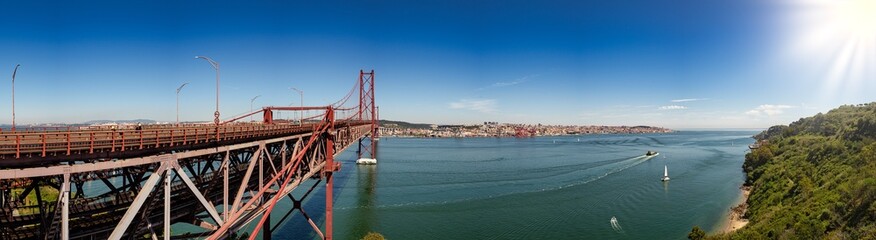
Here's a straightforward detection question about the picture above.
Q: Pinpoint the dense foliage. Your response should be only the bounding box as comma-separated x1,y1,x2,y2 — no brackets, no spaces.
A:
713,103,876,239
361,232,386,240
689,226,706,240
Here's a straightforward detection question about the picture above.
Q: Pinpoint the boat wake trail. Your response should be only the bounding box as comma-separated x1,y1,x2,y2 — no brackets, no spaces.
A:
347,154,653,211
610,216,624,233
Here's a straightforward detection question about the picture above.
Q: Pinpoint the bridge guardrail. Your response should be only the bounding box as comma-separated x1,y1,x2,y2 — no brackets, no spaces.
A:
0,122,366,160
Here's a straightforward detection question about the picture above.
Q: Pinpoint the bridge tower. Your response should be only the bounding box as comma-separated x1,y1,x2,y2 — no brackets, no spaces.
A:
356,70,378,164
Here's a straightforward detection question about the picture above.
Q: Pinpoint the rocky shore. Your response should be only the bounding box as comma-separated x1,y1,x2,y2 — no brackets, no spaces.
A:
720,185,751,233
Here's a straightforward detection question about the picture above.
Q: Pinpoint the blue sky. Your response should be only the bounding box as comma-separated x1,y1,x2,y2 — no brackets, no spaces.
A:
1,0,874,128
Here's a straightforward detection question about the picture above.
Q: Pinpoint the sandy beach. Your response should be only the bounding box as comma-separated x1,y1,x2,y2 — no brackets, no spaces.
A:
719,185,751,233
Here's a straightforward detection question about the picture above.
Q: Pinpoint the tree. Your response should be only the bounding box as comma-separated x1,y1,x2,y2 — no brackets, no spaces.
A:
688,226,706,240
362,232,386,240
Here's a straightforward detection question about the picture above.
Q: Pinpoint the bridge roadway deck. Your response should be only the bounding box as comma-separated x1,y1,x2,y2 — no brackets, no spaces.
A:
0,141,327,239
0,121,369,168
0,121,370,239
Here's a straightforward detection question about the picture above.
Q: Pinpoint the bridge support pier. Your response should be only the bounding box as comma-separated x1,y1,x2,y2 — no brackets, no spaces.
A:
164,166,171,240
222,153,230,224
325,170,334,240
325,118,336,240
61,173,70,240
263,211,271,240
260,152,271,240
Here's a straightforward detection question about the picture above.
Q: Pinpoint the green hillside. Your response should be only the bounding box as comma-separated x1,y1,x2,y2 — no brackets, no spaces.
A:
713,103,876,239
379,120,432,129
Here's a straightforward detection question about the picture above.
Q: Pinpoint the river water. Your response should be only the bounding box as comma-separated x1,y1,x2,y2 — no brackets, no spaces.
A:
274,131,756,239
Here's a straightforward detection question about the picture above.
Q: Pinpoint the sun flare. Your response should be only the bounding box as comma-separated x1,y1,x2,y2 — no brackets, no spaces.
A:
787,0,876,101
835,0,876,37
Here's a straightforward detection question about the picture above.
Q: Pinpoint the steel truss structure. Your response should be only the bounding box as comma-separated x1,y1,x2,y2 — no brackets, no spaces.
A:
0,70,377,240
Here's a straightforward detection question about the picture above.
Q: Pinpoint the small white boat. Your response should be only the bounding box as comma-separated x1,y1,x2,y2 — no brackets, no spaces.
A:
645,151,659,157
356,158,377,165
610,216,622,232
661,165,670,181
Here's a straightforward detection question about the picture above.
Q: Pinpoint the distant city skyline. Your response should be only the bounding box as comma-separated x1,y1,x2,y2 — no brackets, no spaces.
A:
1,0,874,129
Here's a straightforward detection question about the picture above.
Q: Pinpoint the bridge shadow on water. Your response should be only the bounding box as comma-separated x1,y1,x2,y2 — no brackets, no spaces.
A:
271,151,375,240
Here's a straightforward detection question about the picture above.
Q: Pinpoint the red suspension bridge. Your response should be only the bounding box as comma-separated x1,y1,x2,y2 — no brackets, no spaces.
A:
0,70,378,240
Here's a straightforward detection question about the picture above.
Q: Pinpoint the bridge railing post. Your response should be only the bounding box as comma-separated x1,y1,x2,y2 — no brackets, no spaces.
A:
15,134,20,158
89,132,94,154
41,133,46,157
66,133,71,155
111,131,116,153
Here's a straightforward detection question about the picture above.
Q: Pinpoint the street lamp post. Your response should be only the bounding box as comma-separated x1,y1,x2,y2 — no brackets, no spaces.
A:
290,87,303,125
288,102,295,121
11,64,20,132
195,56,220,140
176,82,189,125
250,95,261,122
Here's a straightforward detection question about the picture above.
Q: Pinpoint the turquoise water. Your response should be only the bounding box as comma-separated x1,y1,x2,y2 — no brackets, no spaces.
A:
276,131,756,239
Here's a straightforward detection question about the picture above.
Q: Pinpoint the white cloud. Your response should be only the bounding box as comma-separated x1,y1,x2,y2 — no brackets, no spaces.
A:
449,99,497,113
492,80,524,87
745,104,794,116
671,98,709,103
659,105,688,110
481,75,537,90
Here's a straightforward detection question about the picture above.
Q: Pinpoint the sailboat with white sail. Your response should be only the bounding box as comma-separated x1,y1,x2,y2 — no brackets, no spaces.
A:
661,165,670,181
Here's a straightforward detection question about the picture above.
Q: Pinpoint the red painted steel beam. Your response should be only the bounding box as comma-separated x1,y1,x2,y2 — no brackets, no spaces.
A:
264,106,333,111
324,106,336,240
220,109,265,124
241,107,335,240
263,110,273,124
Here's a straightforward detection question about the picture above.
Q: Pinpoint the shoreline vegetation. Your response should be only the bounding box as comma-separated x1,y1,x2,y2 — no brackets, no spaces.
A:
701,102,876,239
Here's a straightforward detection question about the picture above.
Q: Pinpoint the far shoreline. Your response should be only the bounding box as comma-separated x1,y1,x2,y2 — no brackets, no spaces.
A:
381,132,675,139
